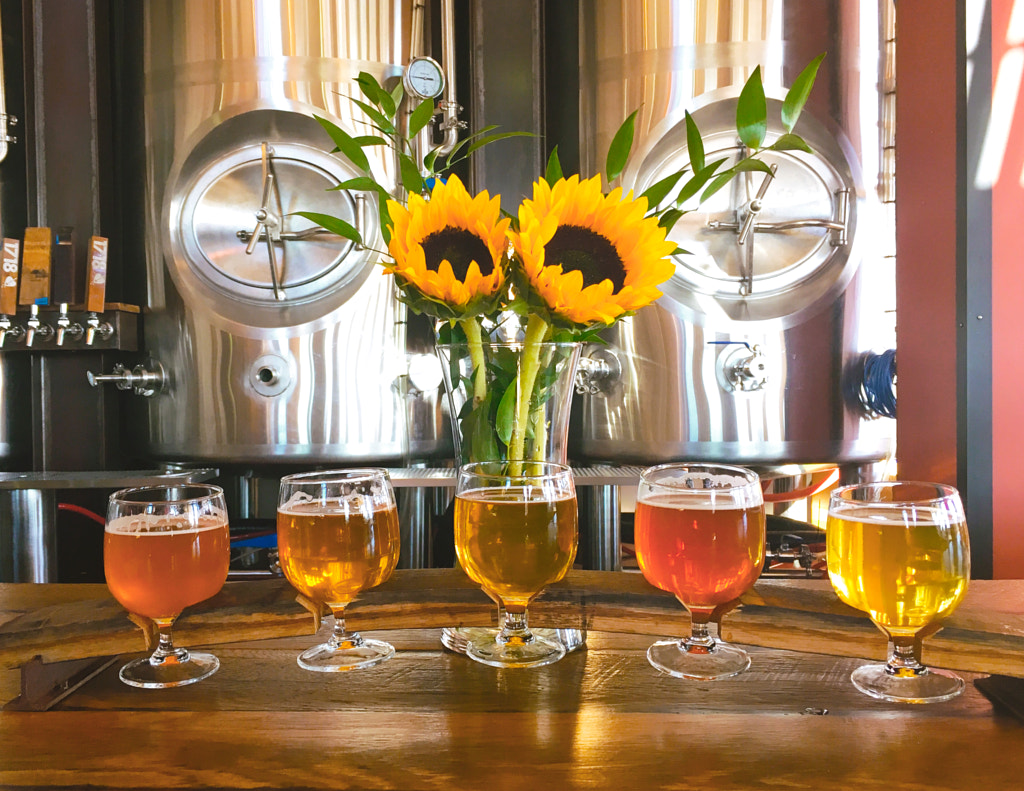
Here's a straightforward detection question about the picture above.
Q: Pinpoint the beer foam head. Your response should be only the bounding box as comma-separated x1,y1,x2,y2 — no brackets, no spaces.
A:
106,511,227,534
280,490,384,515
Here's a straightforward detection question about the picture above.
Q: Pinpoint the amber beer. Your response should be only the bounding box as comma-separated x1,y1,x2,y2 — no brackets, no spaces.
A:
454,487,577,609
634,493,766,608
104,514,230,620
826,507,969,635
277,499,400,607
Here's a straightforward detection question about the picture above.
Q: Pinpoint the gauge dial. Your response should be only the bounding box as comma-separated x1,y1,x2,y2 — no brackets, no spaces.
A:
404,56,446,100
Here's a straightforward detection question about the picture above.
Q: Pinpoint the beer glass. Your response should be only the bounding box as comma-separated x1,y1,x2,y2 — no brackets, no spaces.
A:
454,461,577,668
827,481,970,703
104,484,231,688
277,469,400,672
634,463,766,680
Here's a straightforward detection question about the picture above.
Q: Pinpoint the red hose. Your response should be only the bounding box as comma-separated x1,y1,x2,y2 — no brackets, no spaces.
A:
762,468,840,503
58,502,106,526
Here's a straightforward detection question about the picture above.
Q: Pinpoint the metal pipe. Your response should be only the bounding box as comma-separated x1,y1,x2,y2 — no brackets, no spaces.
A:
436,0,460,158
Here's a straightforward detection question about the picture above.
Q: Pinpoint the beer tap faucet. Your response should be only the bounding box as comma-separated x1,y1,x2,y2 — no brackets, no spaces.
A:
0,314,24,347
24,304,53,347
55,302,83,346
84,312,114,346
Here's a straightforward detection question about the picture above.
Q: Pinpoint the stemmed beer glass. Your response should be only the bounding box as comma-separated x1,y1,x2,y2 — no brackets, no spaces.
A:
277,469,401,672
826,481,970,703
634,463,766,680
454,461,578,669
104,484,231,688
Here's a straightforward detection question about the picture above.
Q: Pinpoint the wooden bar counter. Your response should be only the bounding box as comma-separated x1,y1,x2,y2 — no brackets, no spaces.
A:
3,573,1024,790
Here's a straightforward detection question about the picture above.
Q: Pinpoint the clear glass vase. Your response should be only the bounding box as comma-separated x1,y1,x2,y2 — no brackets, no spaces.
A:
436,340,587,658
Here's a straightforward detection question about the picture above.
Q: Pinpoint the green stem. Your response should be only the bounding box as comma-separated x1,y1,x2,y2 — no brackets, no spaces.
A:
509,314,549,473
460,317,488,406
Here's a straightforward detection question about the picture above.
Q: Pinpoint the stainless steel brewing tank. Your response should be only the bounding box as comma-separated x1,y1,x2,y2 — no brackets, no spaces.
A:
572,0,894,466
137,0,447,464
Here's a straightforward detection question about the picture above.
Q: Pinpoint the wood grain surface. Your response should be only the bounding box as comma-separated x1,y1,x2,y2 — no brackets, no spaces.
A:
3,573,1024,675
1,631,1023,790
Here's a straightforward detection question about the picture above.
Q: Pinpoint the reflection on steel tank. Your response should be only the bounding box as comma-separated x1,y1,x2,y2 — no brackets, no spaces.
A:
572,0,896,467
136,0,447,465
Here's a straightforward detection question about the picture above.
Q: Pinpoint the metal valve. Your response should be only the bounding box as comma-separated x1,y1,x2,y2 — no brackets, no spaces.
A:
575,348,621,395
87,360,167,397
717,342,770,392
0,314,24,347
55,303,83,346
24,304,53,347
84,312,115,346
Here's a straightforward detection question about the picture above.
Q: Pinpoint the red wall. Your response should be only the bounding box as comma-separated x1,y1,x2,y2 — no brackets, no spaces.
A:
991,0,1024,578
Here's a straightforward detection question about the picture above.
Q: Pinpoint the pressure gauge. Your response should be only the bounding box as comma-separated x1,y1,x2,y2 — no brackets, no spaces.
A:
404,56,446,100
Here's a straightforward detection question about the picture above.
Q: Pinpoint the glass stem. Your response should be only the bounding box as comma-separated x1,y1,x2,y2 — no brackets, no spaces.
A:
497,607,534,646
329,607,363,650
685,608,716,654
886,635,926,677
150,617,187,665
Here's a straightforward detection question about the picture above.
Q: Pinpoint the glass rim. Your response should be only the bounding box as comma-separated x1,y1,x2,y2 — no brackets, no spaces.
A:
458,460,572,479
639,461,760,489
279,468,391,486
435,340,581,350
108,483,225,505
829,480,960,507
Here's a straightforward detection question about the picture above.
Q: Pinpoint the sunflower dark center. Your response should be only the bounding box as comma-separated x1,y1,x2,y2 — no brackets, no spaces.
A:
421,227,493,280
545,225,625,291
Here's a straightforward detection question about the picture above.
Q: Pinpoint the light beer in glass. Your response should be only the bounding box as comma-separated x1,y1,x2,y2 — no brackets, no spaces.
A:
454,461,577,669
277,468,400,672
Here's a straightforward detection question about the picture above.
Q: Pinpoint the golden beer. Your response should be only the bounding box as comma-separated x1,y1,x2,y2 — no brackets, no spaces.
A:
277,500,400,608
104,514,230,620
454,486,577,610
826,506,969,636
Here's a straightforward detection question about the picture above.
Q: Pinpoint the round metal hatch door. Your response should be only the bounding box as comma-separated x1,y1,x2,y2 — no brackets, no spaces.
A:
632,96,861,328
166,109,382,330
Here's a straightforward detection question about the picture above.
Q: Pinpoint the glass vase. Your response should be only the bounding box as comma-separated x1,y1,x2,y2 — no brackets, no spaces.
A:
436,340,586,658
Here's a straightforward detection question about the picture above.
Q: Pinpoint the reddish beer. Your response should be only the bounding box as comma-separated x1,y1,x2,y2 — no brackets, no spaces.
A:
634,493,765,608
104,514,230,620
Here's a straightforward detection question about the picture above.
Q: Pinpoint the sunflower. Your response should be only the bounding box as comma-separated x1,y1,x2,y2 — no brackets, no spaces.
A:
510,174,676,328
385,174,510,322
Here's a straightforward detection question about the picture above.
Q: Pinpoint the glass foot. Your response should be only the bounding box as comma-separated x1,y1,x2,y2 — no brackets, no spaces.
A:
119,648,220,689
297,635,395,672
647,638,751,680
441,626,586,655
465,629,566,669
850,662,965,703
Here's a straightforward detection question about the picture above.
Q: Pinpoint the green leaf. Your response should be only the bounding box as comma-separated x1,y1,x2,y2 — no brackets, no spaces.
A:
390,81,405,110
398,152,424,196
606,109,638,183
408,98,436,138
545,146,563,186
378,193,393,244
332,176,391,197
684,111,705,173
350,98,397,136
356,71,387,107
640,171,684,211
782,52,825,132
657,207,684,232
701,171,737,203
424,147,440,175
442,124,499,165
351,135,387,147
731,158,774,174
313,116,372,172
495,382,517,446
292,211,362,244
768,133,814,153
464,130,534,158
675,158,727,205
736,66,767,150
